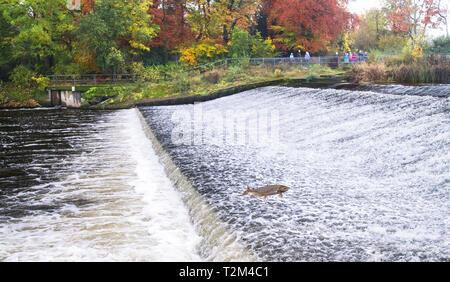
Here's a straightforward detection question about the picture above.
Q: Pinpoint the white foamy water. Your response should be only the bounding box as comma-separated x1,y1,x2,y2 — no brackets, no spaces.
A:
140,86,450,262
0,109,201,261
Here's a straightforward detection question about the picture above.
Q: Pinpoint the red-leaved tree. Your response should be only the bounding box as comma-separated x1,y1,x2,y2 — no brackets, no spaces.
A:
263,0,354,53
383,0,446,41
148,0,193,50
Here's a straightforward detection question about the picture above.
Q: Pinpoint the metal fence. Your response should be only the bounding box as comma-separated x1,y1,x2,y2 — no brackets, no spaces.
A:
188,56,366,72
46,74,139,86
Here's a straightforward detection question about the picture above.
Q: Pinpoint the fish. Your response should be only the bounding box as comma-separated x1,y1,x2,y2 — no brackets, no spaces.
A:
243,185,290,200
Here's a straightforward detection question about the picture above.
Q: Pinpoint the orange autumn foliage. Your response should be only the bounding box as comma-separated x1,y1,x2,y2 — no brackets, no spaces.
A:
147,0,193,50
263,0,354,53
384,0,445,38
81,0,95,14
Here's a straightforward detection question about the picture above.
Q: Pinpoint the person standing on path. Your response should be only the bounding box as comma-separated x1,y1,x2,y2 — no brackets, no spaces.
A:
305,51,310,64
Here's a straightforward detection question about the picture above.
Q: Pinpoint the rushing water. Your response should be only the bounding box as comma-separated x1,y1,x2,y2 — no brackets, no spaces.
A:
139,86,450,262
0,109,202,261
1,85,449,262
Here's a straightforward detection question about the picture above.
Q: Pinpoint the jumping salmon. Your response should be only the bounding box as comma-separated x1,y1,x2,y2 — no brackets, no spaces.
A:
243,185,290,200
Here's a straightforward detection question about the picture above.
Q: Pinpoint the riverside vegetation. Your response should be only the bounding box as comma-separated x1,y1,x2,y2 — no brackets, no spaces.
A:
82,62,346,109
350,37,450,84
0,0,448,108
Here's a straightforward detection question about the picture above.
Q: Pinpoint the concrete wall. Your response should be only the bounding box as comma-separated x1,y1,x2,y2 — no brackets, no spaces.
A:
48,89,82,108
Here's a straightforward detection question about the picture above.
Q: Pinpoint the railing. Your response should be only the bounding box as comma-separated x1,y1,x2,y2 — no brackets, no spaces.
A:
187,56,367,72
46,74,139,86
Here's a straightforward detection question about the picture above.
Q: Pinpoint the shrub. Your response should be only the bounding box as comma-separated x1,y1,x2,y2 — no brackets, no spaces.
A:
377,35,408,51
426,36,450,54
224,65,244,82
230,28,252,58
351,62,387,82
9,66,35,88
389,57,450,84
172,73,191,93
131,62,158,81
105,47,126,74
84,86,118,100
179,40,229,66
31,76,50,91
251,33,277,58
273,68,282,77
203,71,220,84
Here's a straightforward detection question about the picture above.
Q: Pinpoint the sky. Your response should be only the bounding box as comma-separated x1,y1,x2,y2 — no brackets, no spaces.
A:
347,0,383,15
347,0,448,39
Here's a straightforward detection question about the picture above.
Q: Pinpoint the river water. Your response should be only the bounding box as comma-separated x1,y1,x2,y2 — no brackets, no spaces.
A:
0,109,201,261
1,85,449,261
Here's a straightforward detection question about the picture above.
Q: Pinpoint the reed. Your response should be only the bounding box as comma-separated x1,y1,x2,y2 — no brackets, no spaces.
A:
352,56,450,84
389,56,450,84
350,62,388,83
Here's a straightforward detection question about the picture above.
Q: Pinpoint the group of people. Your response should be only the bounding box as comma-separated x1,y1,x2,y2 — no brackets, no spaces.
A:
344,51,369,64
289,51,310,63
288,50,368,64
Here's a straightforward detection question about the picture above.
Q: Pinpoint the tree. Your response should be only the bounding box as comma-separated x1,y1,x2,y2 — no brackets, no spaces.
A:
148,0,193,51
263,0,354,53
105,47,125,74
383,0,446,42
436,0,448,37
251,32,276,57
81,0,95,13
186,0,221,41
230,28,252,57
75,0,159,72
214,0,259,43
179,39,228,66
0,5,15,79
185,0,259,43
350,8,406,52
1,0,75,72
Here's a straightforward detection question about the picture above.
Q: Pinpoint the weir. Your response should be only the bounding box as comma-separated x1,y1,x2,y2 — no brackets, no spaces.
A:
136,108,258,262
138,85,450,261
1,84,448,262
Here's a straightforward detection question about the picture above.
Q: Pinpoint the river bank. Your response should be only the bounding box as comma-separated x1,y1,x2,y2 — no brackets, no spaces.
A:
91,75,349,110
2,59,449,110
1,63,349,110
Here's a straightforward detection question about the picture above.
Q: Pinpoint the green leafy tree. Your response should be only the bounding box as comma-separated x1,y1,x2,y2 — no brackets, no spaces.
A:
0,0,75,73
0,7,15,79
251,32,276,58
230,28,251,58
75,0,159,72
105,47,125,74
352,9,389,51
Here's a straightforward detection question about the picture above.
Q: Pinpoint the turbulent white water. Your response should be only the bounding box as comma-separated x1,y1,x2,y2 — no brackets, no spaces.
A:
1,84,449,262
0,109,202,261
140,86,450,262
